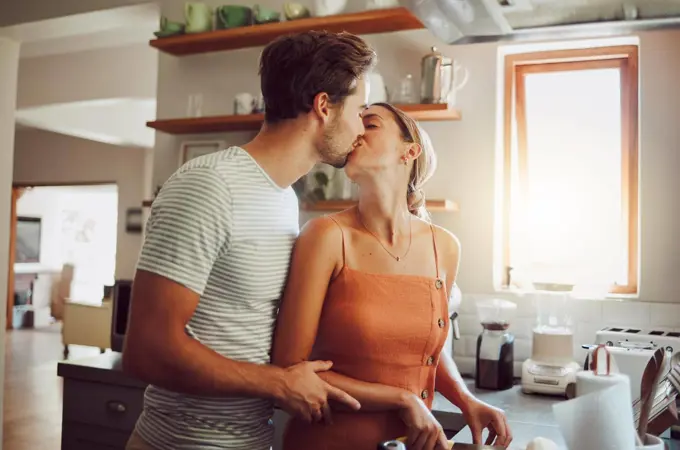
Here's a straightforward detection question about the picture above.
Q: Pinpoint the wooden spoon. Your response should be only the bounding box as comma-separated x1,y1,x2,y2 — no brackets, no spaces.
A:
638,347,666,444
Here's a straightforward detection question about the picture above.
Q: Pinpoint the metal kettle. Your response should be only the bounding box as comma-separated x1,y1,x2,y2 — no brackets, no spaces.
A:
420,46,454,104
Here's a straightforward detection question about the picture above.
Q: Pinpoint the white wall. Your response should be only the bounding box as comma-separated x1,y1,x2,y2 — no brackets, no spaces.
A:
0,35,20,443
13,130,146,280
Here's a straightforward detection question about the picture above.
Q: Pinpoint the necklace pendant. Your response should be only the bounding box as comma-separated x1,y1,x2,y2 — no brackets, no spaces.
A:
396,256,401,262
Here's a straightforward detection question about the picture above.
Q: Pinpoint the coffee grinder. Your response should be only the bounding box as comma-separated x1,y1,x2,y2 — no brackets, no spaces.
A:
475,299,517,391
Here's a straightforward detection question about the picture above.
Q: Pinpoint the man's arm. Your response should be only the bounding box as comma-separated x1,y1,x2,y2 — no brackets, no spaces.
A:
124,269,289,397
122,168,355,421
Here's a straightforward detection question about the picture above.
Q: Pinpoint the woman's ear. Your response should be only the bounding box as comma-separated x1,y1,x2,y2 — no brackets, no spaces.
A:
407,142,422,161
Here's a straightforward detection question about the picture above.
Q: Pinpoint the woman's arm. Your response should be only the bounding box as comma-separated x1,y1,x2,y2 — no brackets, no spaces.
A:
271,217,413,412
433,228,470,407
433,228,513,447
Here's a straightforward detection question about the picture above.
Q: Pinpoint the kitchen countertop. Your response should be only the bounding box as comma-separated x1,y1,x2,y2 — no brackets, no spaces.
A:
58,353,679,450
433,380,567,450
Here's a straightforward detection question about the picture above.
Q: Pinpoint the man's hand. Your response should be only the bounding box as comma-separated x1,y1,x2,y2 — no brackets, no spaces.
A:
275,360,361,424
461,397,512,448
398,393,449,450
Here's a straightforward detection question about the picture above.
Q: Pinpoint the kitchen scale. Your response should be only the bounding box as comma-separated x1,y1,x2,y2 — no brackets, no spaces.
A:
521,285,580,398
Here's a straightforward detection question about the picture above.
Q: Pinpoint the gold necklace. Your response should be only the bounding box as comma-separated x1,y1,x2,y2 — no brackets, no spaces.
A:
355,207,412,262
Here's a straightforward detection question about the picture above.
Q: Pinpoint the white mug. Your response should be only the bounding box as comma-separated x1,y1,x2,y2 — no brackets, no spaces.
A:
636,434,664,450
234,93,254,115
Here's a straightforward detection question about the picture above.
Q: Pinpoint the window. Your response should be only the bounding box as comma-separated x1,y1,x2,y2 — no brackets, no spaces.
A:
501,45,639,295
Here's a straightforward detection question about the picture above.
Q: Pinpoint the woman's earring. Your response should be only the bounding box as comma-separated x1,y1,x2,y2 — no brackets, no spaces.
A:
402,156,408,166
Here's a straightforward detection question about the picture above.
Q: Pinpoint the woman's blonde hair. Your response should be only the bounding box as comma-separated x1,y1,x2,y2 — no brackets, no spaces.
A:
371,102,437,221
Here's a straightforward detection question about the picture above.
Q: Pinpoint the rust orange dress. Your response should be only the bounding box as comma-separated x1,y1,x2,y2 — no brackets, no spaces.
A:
282,218,451,450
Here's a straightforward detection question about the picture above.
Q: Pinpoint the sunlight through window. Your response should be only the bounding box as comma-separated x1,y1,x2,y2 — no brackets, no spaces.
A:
502,46,639,295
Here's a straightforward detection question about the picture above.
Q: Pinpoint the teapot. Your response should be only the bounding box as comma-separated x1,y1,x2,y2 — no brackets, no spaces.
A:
420,46,469,105
185,2,213,33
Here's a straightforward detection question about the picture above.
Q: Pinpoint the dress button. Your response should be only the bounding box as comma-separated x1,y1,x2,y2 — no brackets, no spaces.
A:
435,279,443,289
421,389,429,399
438,318,445,328
426,356,434,366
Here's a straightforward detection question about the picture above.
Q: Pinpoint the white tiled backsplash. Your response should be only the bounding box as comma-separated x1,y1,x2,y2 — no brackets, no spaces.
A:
452,294,680,377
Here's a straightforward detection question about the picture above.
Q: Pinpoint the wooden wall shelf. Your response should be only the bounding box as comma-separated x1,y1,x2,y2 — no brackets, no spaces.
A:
301,199,459,212
144,198,459,212
150,8,424,56
147,104,461,135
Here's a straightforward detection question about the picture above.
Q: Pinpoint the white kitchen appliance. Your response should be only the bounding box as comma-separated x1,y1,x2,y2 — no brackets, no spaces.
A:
521,287,580,398
587,326,680,401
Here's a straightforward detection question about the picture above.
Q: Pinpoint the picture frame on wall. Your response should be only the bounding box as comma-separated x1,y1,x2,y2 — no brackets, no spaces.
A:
179,140,226,167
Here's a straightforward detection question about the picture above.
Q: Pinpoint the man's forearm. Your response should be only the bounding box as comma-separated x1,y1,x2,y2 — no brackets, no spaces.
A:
319,371,411,412
123,332,285,400
435,351,474,411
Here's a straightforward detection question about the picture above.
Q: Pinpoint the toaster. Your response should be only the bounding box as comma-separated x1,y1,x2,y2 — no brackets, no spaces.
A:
584,327,680,398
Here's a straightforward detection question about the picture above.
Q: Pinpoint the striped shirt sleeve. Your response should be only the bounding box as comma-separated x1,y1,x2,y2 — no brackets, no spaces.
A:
136,167,232,295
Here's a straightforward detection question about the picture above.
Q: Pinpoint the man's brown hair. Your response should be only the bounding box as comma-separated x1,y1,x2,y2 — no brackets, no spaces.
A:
259,30,376,124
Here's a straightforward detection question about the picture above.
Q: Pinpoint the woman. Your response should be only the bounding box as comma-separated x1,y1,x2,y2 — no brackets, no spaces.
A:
271,103,512,450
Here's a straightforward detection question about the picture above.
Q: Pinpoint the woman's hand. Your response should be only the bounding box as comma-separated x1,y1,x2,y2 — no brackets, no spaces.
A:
461,396,512,447
398,392,449,450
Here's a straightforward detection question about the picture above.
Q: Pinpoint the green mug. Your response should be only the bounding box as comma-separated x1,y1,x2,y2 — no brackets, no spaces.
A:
216,5,253,29
253,4,281,24
185,2,213,33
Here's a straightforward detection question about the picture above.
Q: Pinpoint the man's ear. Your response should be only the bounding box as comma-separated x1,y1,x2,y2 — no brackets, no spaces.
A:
312,92,332,124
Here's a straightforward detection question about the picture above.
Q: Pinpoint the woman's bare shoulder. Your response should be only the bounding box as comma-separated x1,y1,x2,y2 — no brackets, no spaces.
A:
299,215,342,241
428,222,461,258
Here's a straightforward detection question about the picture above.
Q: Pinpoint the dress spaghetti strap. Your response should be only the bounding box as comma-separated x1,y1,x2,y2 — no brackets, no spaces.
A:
429,224,440,279
327,216,346,268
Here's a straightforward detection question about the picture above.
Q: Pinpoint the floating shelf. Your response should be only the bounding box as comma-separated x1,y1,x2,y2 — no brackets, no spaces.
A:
144,198,459,212
301,199,459,212
147,104,461,135
150,8,424,56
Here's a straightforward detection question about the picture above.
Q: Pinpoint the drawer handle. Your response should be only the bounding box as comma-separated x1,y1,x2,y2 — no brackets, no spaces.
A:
106,400,127,414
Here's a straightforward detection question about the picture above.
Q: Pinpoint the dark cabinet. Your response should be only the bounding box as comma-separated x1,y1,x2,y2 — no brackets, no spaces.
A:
58,353,146,450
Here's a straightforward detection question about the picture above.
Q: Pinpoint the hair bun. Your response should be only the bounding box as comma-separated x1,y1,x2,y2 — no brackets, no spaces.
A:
407,189,425,214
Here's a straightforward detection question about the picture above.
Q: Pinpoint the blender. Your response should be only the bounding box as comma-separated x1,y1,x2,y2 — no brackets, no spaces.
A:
521,284,580,398
475,299,517,391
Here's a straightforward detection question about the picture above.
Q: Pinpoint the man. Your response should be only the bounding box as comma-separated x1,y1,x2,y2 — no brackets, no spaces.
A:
122,30,374,450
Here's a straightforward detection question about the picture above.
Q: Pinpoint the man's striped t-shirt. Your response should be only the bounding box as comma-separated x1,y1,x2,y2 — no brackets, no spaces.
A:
134,146,299,449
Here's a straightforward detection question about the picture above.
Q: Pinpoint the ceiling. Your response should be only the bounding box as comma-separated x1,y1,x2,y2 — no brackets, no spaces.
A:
0,4,158,59
15,98,157,148
3,4,158,149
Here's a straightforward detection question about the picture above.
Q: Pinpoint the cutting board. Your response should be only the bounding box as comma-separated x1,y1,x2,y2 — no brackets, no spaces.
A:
452,444,505,449
394,437,503,449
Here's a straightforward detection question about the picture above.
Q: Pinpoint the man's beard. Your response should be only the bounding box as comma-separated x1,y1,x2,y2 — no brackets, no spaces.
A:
319,119,351,169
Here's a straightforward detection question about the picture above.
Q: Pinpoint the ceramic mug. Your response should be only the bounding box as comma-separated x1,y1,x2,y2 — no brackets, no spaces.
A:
635,434,664,450
216,5,252,29
234,93,254,115
313,0,347,16
253,5,281,24
253,94,265,113
185,2,213,33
